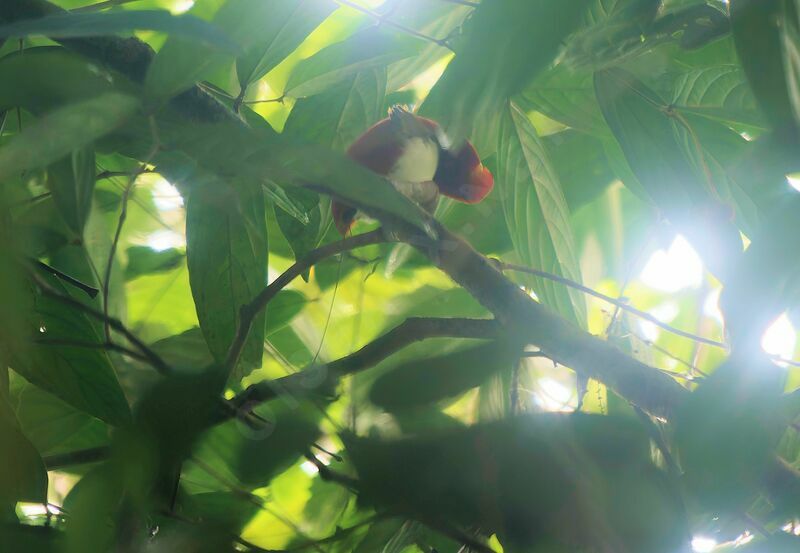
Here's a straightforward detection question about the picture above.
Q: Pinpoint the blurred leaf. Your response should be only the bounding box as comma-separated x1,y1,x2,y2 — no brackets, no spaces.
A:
124,245,184,281
730,0,794,130
181,491,260,534
284,27,422,98
369,339,521,412
0,93,139,182
346,414,688,552
150,327,214,371
594,67,742,278
297,476,350,538
46,147,95,238
236,0,336,89
0,524,62,552
265,290,308,336
496,103,587,328
9,274,131,426
184,401,321,491
0,10,238,49
186,176,267,382
422,0,592,143
9,375,109,458
783,0,800,127
0,396,48,508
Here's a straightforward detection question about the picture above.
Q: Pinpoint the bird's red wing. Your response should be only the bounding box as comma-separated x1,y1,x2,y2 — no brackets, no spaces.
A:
346,118,405,176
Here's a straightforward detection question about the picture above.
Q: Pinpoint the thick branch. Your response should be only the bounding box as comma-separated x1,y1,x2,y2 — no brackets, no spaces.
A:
223,229,388,374
224,317,498,420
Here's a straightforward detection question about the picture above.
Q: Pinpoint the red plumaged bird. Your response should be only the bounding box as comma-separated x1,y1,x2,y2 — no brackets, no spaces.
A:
331,106,494,235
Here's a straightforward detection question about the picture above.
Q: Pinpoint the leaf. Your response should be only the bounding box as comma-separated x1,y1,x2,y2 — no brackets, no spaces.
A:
0,10,238,49
369,339,522,411
186,175,267,382
421,0,592,143
9,274,131,427
730,0,794,130
124,245,185,281
9,375,110,458
670,64,766,131
345,414,688,552
183,401,321,491
284,27,422,98
594,68,743,277
0,93,139,182
150,327,214,371
0,397,48,508
783,0,800,127
496,103,587,328
236,0,336,89
181,492,260,534
46,148,96,238
265,290,307,336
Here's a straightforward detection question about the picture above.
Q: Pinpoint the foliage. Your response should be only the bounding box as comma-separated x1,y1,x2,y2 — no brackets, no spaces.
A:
1,0,800,552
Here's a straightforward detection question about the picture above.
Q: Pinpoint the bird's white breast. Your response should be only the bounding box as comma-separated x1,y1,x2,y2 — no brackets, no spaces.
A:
388,137,439,183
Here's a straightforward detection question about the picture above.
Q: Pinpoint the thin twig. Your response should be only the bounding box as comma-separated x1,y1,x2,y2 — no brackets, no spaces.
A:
242,96,285,106
225,317,499,419
31,272,172,375
496,259,727,349
438,0,479,7
334,0,452,50
102,117,159,342
35,337,149,363
72,0,144,12
223,229,388,376
34,260,99,298
95,168,153,181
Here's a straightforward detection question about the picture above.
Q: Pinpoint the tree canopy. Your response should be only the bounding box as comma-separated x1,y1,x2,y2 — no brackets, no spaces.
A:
2,0,800,552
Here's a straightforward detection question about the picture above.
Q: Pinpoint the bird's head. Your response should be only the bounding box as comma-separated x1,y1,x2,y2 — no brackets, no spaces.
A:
434,139,494,204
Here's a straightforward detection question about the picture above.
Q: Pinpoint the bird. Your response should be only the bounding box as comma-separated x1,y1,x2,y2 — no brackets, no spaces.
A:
331,106,494,235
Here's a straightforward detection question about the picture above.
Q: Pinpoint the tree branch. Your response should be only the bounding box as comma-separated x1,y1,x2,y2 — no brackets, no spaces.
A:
495,259,727,349
224,317,498,420
222,229,388,375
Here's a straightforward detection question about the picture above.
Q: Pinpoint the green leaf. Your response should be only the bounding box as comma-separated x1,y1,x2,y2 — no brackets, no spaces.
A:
345,414,688,552
594,68,743,277
284,28,422,98
9,375,109,458
236,0,336,89
124,245,185,281
730,0,794,129
150,327,214,371
783,0,800,127
670,64,766,131
496,103,587,328
0,10,238,50
186,176,267,382
0,48,132,114
46,148,96,238
421,0,592,142
183,401,320,491
265,290,307,336
369,339,522,411
9,274,131,427
0,93,139,183
0,397,48,508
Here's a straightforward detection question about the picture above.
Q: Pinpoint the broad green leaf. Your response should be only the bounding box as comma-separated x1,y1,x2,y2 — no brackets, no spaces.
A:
670,65,766,131
183,401,320,491
295,477,350,539
9,274,130,427
46,147,96,238
0,93,139,182
783,0,800,127
145,0,289,100
345,414,688,552
186,175,267,382
421,0,592,142
0,10,238,50
518,64,608,136
369,339,522,411
0,48,134,115
496,103,587,328
9,374,109,458
265,290,307,336
0,397,48,508
284,28,422,98
594,68,743,277
236,0,336,89
124,245,185,281
150,327,214,371
730,0,794,129
181,492,260,534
